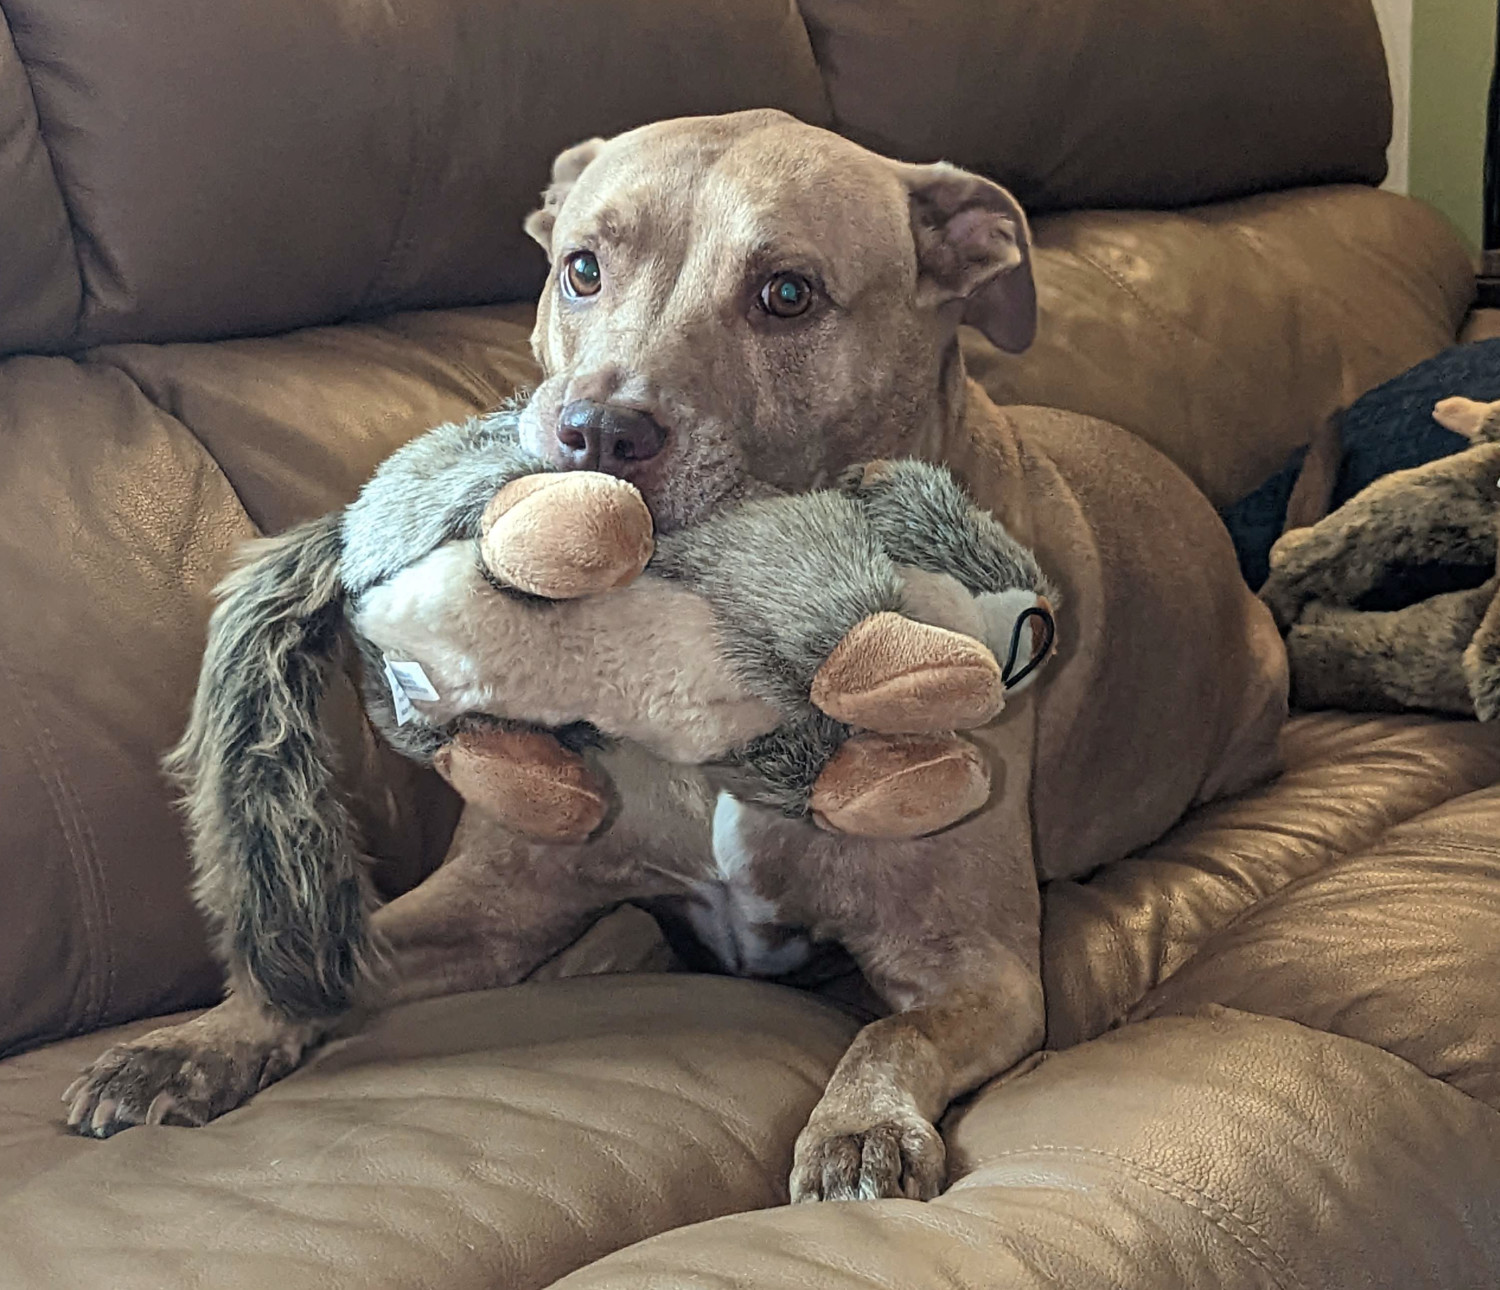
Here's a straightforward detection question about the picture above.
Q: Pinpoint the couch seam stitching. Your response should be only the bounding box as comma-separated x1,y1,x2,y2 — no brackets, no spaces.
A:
0,640,109,1039
1062,246,1200,353
3,0,92,344
969,1145,1305,1290
1131,764,1500,1012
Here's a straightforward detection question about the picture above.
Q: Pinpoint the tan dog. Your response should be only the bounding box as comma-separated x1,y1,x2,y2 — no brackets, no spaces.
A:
65,110,1286,1202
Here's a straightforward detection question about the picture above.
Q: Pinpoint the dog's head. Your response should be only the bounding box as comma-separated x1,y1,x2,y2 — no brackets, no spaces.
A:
518,109,1035,529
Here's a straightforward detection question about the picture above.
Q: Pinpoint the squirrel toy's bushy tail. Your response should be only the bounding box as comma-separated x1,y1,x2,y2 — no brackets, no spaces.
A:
163,513,368,1020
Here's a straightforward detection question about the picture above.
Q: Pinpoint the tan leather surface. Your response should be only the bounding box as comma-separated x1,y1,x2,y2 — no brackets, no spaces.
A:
1044,712,1500,1049
0,13,78,355
552,1011,1500,1289
85,304,543,533
0,976,860,1290
1134,784,1500,1109
801,0,1392,212
0,908,667,1195
0,351,476,1058
974,186,1475,507
0,0,1416,357
3,0,829,350
0,358,245,1058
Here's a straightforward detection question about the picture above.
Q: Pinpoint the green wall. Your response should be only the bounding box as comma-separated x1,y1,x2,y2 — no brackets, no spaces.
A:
1411,0,1496,252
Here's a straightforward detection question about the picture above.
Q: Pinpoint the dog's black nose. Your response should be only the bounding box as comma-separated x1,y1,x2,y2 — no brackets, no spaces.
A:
556,400,667,473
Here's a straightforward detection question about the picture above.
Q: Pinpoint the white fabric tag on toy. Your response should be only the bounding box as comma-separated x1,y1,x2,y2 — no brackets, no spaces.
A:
385,658,440,701
381,656,439,725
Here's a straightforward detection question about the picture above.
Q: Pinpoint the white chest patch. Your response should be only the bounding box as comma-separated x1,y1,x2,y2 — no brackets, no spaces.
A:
684,793,812,978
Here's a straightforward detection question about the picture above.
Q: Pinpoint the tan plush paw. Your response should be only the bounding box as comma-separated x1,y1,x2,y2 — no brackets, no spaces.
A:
808,731,990,838
810,612,1005,733
479,472,654,599
433,726,610,844
1433,396,1500,442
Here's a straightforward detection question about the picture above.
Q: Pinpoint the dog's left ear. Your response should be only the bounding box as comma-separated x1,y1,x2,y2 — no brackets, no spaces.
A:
525,137,606,258
897,162,1036,354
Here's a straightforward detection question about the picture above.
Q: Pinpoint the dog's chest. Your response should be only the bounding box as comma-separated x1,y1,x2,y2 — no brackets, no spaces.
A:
680,794,812,977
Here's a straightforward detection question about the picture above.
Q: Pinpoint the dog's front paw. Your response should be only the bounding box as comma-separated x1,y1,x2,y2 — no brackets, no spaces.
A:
480,472,654,599
790,1113,946,1202
62,1028,295,1138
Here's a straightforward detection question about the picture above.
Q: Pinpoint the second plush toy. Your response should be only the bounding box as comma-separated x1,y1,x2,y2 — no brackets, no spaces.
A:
1259,395,1500,719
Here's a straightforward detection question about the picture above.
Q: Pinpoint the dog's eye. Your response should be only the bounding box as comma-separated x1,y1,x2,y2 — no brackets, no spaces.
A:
759,272,813,318
562,251,602,299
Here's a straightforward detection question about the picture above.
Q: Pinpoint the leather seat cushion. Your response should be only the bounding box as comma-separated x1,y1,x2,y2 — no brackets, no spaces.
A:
549,1010,1500,1290
0,976,859,1290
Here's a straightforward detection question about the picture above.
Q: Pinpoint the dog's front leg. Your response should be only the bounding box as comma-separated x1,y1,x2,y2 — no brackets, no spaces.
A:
778,812,1046,1202
63,807,630,1138
790,960,1043,1202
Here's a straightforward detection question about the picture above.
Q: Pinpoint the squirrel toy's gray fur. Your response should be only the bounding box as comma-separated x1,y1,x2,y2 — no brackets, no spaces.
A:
1259,397,1500,722
165,407,1055,1021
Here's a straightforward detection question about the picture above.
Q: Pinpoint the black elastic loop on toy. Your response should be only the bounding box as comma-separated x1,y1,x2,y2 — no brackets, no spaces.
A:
1002,606,1056,688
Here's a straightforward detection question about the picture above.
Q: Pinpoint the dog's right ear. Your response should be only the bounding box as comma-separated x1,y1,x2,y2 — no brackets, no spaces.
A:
525,138,606,257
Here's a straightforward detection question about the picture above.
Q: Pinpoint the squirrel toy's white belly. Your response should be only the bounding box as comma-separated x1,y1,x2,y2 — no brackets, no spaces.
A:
352,541,781,763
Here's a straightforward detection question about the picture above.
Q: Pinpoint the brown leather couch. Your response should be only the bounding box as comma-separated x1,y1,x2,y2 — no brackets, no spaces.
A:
2,0,1497,1285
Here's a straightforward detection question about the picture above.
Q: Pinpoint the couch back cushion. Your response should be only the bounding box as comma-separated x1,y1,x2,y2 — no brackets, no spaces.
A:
0,17,78,355
1,0,831,353
0,0,1390,357
802,0,1392,212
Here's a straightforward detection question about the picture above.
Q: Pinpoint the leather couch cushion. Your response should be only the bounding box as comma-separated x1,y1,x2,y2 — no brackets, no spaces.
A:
550,1011,1500,1290
0,358,247,1057
85,305,543,534
1044,712,1500,1049
3,0,831,351
969,187,1474,506
0,344,488,1058
0,908,670,1199
0,13,77,356
802,0,1393,213
0,0,1400,356
0,976,859,1290
1134,784,1500,1109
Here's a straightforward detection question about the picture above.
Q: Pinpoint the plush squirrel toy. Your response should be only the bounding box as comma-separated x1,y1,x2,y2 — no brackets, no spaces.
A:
170,407,1058,1015
1259,395,1500,720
